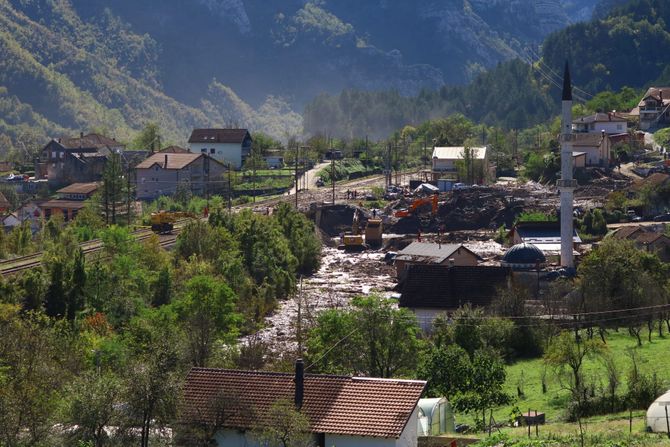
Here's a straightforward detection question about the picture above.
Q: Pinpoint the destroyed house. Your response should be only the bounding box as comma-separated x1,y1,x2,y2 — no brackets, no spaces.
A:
180,363,426,447
394,242,481,277
398,264,511,331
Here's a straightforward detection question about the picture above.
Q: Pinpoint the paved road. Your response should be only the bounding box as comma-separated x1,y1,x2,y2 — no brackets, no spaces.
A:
288,161,330,195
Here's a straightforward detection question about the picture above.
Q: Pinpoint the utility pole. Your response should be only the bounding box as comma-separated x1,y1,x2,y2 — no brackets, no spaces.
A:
331,152,335,204
227,163,232,211
127,162,132,227
252,145,256,203
295,142,299,208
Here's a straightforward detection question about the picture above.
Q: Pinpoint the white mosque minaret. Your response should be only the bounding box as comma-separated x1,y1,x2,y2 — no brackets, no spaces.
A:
559,62,576,268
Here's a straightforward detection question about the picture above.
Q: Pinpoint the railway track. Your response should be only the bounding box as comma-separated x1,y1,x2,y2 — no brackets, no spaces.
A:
0,223,185,276
0,170,417,276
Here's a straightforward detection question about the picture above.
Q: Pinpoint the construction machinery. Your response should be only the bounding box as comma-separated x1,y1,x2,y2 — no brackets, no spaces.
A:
150,211,196,234
394,194,438,218
339,209,366,251
365,215,383,248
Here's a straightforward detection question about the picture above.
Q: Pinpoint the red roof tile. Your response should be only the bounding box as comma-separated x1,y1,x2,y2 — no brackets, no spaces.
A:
181,368,425,439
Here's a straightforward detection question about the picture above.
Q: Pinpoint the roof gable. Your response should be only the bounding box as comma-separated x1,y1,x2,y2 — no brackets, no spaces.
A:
181,368,425,439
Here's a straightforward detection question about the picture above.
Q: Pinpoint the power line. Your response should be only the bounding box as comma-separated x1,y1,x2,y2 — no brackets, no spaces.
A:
305,327,359,372
525,47,594,99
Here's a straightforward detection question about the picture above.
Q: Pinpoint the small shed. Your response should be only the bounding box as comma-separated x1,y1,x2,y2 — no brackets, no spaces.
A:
647,390,670,433
417,397,455,436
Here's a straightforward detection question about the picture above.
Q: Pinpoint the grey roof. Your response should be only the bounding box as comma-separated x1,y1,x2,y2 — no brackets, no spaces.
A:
512,222,582,244
395,242,480,264
502,243,546,268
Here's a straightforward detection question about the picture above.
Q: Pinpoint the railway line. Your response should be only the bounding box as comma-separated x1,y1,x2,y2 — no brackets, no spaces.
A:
0,170,418,276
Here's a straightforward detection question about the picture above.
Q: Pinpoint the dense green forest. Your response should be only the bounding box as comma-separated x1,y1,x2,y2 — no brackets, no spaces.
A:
303,59,557,139
303,0,670,139
542,0,670,93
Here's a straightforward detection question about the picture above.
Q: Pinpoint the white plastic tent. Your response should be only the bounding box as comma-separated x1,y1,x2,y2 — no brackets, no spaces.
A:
647,390,670,433
417,397,455,436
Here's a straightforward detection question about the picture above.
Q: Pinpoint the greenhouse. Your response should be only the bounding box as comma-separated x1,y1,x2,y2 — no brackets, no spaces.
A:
417,397,455,436
647,390,670,433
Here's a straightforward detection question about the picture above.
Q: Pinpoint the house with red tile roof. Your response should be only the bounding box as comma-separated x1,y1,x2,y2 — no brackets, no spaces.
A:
135,152,227,200
180,360,426,447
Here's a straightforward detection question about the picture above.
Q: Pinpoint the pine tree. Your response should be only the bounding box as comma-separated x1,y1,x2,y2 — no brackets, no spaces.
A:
45,259,66,318
152,266,172,307
66,248,86,320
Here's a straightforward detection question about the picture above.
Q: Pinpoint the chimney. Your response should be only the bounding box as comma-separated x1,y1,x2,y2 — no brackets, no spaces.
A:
294,359,304,410
80,131,84,139
164,154,168,169
608,112,611,121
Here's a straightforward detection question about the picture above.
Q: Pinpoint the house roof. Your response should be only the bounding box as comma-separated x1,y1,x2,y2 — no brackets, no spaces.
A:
188,129,251,144
432,146,487,160
39,199,88,210
396,242,481,264
638,87,670,107
572,133,607,147
510,221,582,244
612,225,645,240
573,113,627,124
635,232,670,245
398,264,510,310
135,152,223,170
181,368,425,439
56,182,100,195
55,133,123,151
633,173,670,191
159,145,190,153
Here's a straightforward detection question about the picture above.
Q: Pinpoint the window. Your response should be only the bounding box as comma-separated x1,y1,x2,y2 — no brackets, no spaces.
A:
617,124,622,130
210,148,215,154
201,148,206,153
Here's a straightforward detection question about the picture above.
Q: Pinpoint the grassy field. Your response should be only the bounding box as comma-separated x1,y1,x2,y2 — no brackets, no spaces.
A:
458,330,670,444
500,331,670,423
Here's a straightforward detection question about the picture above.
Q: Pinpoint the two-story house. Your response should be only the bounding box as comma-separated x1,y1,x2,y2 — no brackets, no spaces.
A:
572,112,628,134
36,133,125,188
571,132,613,166
135,152,227,200
431,146,492,183
187,129,252,169
635,87,670,131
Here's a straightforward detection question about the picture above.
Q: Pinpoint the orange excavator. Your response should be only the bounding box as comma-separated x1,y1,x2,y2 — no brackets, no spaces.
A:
394,194,438,218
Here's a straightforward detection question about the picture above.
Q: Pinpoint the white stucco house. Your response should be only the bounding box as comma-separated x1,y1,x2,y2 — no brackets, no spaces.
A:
181,361,426,447
572,112,628,134
187,128,252,169
431,146,493,184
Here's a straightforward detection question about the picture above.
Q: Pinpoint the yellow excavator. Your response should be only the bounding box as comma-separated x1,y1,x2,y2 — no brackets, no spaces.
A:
339,209,366,251
150,211,197,234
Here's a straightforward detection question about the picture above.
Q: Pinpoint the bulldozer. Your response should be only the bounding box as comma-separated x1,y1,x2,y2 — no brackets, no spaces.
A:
394,194,438,218
150,211,197,234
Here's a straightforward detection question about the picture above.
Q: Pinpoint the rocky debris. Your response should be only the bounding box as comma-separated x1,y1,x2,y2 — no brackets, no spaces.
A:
240,246,396,353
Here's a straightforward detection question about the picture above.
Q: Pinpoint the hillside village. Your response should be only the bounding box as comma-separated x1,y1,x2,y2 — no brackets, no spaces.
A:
4,1,670,447
1,66,670,447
